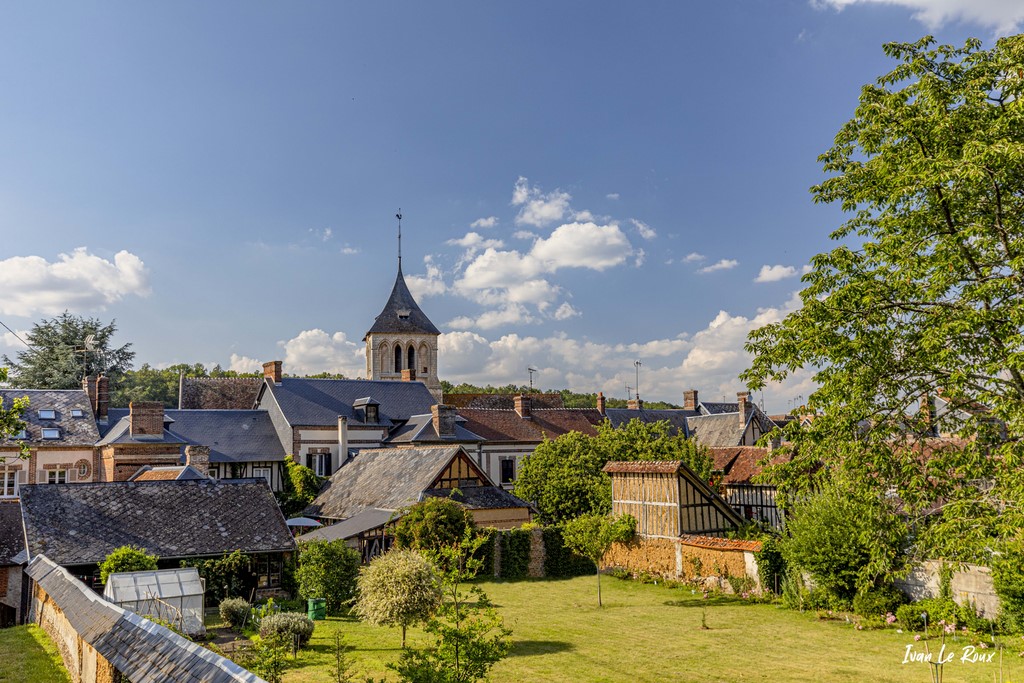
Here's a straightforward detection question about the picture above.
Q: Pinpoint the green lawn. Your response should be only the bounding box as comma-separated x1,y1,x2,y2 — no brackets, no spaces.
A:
0,625,68,683
280,576,1023,683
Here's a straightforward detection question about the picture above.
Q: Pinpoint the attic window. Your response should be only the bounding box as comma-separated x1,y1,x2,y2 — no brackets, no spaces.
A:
38,409,56,420
366,405,379,423
70,409,85,418
41,428,60,440
14,429,27,439
397,309,411,319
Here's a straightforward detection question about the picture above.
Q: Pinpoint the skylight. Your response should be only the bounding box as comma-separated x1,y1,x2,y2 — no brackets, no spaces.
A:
71,409,85,418
38,409,56,420
41,428,60,440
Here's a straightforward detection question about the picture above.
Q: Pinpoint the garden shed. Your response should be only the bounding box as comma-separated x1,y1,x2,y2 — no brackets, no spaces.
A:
103,567,206,637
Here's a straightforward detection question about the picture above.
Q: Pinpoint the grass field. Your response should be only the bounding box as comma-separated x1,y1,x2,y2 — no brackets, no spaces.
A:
276,576,1022,683
0,624,68,683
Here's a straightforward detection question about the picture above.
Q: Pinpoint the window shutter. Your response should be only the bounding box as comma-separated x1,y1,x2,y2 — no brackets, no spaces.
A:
305,454,313,470
323,455,333,477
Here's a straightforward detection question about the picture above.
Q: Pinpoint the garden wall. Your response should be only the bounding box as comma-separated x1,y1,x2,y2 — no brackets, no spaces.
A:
895,560,999,617
601,535,762,591
26,554,265,683
483,527,595,579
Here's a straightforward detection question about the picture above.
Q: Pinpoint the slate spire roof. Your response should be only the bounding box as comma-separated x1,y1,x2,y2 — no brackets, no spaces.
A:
364,266,441,339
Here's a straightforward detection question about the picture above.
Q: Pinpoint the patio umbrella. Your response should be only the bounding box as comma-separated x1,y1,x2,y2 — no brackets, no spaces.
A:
286,517,323,528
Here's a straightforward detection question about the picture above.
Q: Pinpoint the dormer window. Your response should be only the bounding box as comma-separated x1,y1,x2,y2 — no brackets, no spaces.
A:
397,309,411,319
366,405,379,423
38,409,56,420
41,428,60,440
70,409,85,418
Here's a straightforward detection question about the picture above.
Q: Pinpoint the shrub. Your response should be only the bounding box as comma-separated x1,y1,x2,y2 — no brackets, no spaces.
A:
392,497,474,555
353,548,441,648
183,550,254,603
755,534,786,594
276,458,324,517
542,526,595,578
992,539,1024,632
896,603,926,631
498,529,532,579
259,612,315,648
220,597,250,632
852,585,906,618
295,539,361,615
99,545,158,584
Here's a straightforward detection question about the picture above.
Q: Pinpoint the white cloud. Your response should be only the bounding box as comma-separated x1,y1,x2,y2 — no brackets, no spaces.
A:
446,232,505,251
0,248,150,317
553,302,580,320
341,246,360,255
683,252,706,263
606,193,620,200
470,216,498,229
512,230,537,240
228,353,263,373
530,222,633,271
698,258,739,274
405,264,448,299
435,291,813,409
511,176,572,227
277,329,366,377
448,304,537,330
634,249,646,267
754,264,799,283
630,219,657,240
813,0,1024,33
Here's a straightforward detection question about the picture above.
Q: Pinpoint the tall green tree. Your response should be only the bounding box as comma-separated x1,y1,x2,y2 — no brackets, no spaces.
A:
295,539,361,614
3,312,134,389
742,36,1024,562
0,369,29,457
513,419,712,525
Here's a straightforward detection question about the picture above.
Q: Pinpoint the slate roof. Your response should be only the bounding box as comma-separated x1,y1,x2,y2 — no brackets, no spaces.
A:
300,507,396,542
129,465,210,482
603,408,695,436
443,393,565,409
700,401,778,433
387,413,485,444
456,408,601,442
0,389,99,446
26,556,266,683
710,447,770,485
0,500,25,566
179,377,262,410
20,479,296,566
422,485,530,510
603,461,688,474
687,413,748,448
100,410,286,463
364,267,441,338
260,377,437,428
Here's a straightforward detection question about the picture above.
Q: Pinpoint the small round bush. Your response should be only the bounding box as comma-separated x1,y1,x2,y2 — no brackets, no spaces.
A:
219,597,250,632
895,603,925,631
852,585,906,618
259,612,315,648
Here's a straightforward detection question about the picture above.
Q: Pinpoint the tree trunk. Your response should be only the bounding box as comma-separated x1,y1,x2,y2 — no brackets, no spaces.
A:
596,567,602,607
402,623,406,649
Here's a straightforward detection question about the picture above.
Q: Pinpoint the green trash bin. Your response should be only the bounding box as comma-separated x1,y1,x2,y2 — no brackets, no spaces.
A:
307,598,327,621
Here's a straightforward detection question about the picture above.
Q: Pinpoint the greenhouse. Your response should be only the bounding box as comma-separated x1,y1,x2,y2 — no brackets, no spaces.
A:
103,567,206,636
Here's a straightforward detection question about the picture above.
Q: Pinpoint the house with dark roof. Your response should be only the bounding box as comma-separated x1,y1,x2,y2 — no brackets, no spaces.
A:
19,478,296,593
0,388,102,498
710,446,784,529
683,390,778,448
254,360,438,477
177,375,263,410
304,445,530,561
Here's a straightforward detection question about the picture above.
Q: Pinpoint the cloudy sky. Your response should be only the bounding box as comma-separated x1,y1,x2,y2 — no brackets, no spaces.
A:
1,1,1019,410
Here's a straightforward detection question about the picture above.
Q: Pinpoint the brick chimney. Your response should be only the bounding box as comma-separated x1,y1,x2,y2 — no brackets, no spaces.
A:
401,368,416,382
129,401,164,437
596,391,606,416
432,404,457,437
683,389,698,412
514,394,532,419
737,391,752,427
627,397,643,410
96,375,109,420
263,360,283,384
184,445,210,476
82,374,97,411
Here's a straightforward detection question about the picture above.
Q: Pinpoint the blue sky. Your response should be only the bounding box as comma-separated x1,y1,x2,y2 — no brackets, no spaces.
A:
1,1,1020,409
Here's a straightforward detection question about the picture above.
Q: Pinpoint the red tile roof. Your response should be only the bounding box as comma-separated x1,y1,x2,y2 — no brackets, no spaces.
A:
710,447,770,485
457,408,601,442
443,393,565,409
678,534,762,552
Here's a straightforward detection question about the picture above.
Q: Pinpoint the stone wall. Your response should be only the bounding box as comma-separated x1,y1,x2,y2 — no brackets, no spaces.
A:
896,560,1000,618
602,535,762,591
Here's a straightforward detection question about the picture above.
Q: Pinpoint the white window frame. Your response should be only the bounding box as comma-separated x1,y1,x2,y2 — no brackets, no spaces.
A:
253,467,272,484
1,469,17,498
47,469,68,484
312,453,329,477
70,409,85,418
37,409,56,420
41,428,60,440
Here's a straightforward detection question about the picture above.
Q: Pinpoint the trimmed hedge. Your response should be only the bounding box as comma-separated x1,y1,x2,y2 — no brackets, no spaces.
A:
499,529,532,579
542,526,595,578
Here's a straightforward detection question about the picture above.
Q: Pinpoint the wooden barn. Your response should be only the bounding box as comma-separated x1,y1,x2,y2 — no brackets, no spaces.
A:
603,460,744,538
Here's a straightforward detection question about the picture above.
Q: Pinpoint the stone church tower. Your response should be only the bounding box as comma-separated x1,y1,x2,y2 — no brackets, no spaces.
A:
364,255,443,401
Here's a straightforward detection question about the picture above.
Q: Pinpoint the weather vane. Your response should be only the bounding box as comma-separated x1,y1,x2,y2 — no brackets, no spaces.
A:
396,209,403,268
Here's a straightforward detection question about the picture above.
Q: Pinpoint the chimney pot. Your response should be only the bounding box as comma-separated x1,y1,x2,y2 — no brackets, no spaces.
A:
514,394,532,419
737,391,751,427
184,445,210,476
432,404,457,437
627,398,643,410
263,360,283,384
596,391,606,416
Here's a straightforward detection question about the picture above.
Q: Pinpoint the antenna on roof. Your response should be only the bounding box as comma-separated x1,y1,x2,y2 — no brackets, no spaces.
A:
626,384,633,401
396,210,403,270
76,334,97,379
633,359,642,401
527,367,538,391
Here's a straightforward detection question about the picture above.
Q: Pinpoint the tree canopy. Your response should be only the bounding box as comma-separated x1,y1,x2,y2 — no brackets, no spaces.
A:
354,549,442,648
0,369,28,457
742,36,1024,562
513,419,712,525
99,546,158,584
3,312,134,390
562,513,636,606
